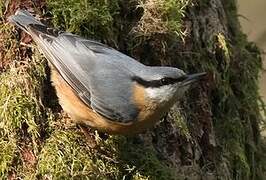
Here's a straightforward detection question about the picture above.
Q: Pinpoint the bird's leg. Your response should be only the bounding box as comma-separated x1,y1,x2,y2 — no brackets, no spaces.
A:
78,125,118,163
98,132,109,140
78,124,97,149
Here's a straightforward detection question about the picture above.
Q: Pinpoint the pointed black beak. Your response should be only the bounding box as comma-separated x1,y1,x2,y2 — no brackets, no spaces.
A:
182,72,206,86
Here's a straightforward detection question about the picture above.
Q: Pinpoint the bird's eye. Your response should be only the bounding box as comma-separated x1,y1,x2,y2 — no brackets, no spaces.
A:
160,78,173,85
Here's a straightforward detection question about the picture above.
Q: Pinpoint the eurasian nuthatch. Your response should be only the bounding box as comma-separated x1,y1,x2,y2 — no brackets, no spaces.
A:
9,10,206,134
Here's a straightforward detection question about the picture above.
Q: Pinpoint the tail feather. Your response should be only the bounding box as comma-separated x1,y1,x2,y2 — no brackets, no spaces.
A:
9,9,62,38
8,9,44,34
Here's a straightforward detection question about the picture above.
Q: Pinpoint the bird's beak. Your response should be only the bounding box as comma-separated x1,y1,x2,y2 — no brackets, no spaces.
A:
182,72,206,86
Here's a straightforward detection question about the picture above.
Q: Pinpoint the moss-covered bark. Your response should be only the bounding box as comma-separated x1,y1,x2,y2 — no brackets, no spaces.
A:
0,0,265,179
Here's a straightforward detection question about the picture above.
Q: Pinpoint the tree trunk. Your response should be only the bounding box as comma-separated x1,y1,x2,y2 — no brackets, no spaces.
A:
0,0,265,179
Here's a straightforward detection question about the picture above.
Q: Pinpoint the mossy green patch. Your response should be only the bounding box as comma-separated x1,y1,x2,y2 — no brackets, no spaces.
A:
0,21,51,178
216,33,230,71
37,130,120,179
170,109,191,139
133,0,190,38
36,131,174,179
117,137,176,179
0,135,16,178
46,0,119,41
0,48,46,139
194,30,263,180
161,0,190,37
0,23,19,69
214,1,264,178
0,0,5,20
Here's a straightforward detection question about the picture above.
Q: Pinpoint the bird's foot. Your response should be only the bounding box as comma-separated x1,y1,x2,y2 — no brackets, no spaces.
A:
78,124,109,149
79,124,98,149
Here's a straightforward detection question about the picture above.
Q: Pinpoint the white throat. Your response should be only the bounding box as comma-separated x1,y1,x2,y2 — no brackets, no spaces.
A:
145,85,178,104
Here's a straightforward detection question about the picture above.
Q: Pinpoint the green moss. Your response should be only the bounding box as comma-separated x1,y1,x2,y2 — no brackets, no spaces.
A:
37,130,120,179
213,1,263,179
133,0,190,38
0,22,47,140
216,33,230,71
46,0,119,41
0,22,51,178
0,23,18,66
259,138,266,177
0,135,16,178
170,109,191,139
132,173,150,180
0,0,4,20
118,138,177,179
0,49,46,139
36,132,175,179
162,0,190,37
207,36,262,180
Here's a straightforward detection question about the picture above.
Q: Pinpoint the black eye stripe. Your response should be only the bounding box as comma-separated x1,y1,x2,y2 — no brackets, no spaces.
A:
132,76,186,88
160,78,176,85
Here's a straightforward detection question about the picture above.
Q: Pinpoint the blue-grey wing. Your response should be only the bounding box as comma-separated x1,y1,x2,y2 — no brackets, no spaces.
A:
36,32,140,123
88,64,139,122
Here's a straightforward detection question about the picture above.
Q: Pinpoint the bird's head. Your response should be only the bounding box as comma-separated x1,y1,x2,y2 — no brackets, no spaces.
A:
133,66,206,106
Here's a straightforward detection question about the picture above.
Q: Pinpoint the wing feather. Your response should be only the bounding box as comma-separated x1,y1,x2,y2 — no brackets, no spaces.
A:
35,30,140,122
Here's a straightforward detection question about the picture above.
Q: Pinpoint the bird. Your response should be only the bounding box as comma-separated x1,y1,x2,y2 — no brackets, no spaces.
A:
8,9,206,135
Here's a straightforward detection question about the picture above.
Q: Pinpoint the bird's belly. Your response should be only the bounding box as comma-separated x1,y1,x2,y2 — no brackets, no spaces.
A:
50,69,161,134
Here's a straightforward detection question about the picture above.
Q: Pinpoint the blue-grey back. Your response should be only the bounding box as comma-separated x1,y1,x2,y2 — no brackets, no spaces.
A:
42,33,143,122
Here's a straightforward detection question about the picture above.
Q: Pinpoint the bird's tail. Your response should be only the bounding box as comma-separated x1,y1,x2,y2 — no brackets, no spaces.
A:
8,9,44,34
